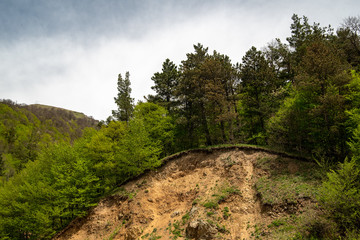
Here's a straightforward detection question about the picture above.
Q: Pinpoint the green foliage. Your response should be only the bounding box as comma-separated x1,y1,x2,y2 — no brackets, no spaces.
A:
150,58,180,113
255,157,322,206
239,46,283,145
203,200,219,209
133,102,175,156
0,142,101,239
267,40,351,161
168,220,183,239
319,158,360,232
202,183,241,209
0,101,96,183
222,206,230,219
112,71,134,122
175,44,238,148
141,228,162,240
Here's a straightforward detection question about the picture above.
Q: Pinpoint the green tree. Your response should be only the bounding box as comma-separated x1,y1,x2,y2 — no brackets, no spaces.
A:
133,102,174,156
199,51,238,143
115,117,162,180
319,158,360,234
268,40,351,160
336,16,360,69
238,46,280,144
112,72,134,122
177,43,211,147
150,59,180,113
286,14,333,65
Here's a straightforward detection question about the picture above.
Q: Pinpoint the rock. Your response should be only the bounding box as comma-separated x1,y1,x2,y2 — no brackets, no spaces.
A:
125,226,141,240
190,206,198,216
148,198,153,202
171,211,180,218
186,219,218,239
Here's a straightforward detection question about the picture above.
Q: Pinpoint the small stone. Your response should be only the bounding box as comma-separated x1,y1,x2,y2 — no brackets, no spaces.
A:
148,198,153,202
190,206,198,216
171,211,180,218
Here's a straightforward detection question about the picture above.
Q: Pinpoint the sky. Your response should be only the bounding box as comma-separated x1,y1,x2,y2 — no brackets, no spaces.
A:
1,0,359,120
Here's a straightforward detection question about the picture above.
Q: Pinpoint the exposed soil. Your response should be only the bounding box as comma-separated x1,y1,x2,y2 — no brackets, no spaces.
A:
53,149,316,240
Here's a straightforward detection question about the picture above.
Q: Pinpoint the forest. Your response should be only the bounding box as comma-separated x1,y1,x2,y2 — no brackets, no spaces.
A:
1,14,360,239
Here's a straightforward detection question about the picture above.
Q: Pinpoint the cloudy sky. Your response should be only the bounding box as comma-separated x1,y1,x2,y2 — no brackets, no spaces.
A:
1,0,359,120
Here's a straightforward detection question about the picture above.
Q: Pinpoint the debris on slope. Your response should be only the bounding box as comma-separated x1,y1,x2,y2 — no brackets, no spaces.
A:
53,148,322,240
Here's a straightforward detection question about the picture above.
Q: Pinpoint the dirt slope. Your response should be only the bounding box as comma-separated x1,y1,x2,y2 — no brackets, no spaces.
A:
53,148,320,240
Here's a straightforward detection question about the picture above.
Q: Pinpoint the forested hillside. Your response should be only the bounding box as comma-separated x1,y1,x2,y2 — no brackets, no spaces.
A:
1,14,360,239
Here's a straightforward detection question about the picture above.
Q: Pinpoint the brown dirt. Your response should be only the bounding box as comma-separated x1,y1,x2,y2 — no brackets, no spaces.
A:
52,149,300,240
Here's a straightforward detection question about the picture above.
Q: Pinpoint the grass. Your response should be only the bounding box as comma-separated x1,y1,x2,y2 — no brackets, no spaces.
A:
202,183,241,209
111,186,137,200
167,220,183,239
255,157,322,205
253,156,335,239
104,221,126,240
222,207,230,219
141,228,162,240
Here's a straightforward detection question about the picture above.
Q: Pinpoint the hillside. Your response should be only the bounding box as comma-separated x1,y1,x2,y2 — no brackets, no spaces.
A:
53,148,324,240
0,99,99,182
29,104,89,120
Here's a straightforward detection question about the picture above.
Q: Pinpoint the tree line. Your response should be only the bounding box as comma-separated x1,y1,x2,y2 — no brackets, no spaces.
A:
0,14,360,239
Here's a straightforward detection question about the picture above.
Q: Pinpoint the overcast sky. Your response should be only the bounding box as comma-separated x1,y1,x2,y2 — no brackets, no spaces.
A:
1,0,359,120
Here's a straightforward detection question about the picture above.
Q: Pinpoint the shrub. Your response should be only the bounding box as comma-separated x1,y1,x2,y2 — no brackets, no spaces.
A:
318,158,360,232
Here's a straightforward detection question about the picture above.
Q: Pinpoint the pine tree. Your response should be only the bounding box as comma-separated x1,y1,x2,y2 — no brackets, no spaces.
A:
150,59,180,113
112,72,134,122
239,46,279,144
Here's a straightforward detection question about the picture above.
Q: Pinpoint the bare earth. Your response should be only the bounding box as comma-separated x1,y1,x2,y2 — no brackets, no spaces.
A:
53,149,300,240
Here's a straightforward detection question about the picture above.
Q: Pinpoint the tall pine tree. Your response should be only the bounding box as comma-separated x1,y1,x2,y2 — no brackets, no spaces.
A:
112,72,134,122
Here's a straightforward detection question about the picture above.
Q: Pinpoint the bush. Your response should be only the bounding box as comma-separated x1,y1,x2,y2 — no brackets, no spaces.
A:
318,158,360,232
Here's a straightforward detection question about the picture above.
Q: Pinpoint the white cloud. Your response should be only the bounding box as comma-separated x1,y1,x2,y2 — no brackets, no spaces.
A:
1,0,360,120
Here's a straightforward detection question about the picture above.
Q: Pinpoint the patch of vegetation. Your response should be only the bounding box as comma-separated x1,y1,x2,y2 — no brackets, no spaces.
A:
222,206,230,219
267,219,286,228
250,224,265,239
192,197,201,206
253,157,342,239
167,220,183,239
206,211,215,217
181,213,190,225
216,223,229,234
203,183,241,209
255,157,322,205
203,200,219,209
222,155,236,167
136,179,147,188
318,158,360,235
112,187,137,200
141,228,162,240
104,221,126,240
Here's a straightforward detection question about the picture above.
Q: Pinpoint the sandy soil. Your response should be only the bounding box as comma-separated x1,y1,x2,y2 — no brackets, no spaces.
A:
53,149,279,240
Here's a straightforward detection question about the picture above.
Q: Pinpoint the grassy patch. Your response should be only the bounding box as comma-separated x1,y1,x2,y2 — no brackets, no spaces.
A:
203,183,241,209
167,220,183,239
141,228,162,240
255,157,322,205
254,157,337,239
222,206,230,219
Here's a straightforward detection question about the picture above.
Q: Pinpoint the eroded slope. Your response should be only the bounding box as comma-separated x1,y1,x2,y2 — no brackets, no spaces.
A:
54,148,321,240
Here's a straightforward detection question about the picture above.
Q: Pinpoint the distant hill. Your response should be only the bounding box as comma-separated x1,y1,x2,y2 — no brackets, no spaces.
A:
29,104,89,120
0,99,99,180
